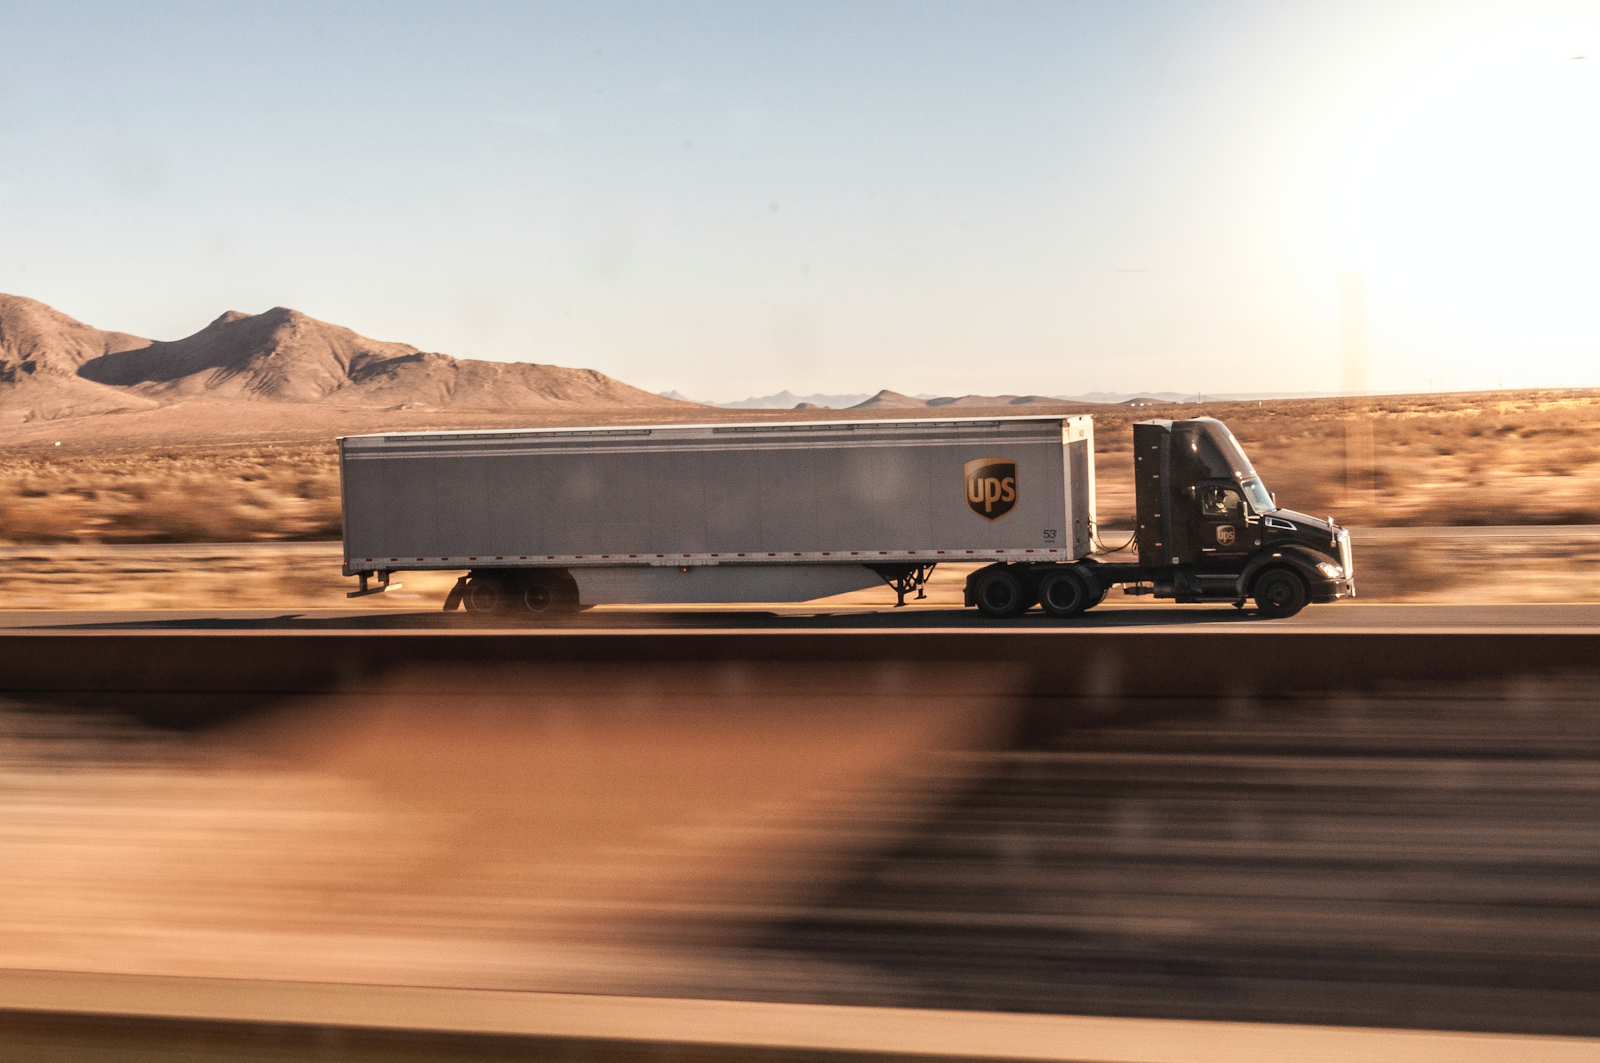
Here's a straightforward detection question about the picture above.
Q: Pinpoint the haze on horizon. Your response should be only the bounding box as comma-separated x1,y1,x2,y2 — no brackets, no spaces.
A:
1,0,1596,403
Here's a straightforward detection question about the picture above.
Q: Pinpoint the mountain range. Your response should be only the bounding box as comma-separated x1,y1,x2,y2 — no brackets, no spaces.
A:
0,294,683,426
2,292,1338,444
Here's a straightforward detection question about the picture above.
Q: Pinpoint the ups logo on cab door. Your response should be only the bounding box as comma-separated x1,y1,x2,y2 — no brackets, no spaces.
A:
964,458,1017,520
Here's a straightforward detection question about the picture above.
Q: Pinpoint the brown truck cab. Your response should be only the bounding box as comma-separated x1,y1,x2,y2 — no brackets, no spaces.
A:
965,416,1353,619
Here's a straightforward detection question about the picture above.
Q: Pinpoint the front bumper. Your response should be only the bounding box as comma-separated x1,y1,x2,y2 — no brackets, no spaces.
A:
1312,576,1356,603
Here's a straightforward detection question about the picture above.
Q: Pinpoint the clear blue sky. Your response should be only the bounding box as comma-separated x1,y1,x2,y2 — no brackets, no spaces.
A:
2,0,1595,400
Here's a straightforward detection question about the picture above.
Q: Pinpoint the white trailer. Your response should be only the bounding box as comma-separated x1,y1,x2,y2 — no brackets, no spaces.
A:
340,415,1096,612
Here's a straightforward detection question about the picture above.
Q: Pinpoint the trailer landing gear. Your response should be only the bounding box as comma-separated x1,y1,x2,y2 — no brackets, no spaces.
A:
347,571,401,598
869,563,936,607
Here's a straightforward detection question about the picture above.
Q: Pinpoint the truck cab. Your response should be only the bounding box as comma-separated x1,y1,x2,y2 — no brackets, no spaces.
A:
967,416,1354,619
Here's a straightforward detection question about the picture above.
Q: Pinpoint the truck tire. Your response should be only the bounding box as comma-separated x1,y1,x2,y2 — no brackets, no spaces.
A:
463,576,507,614
1083,580,1108,611
1074,560,1108,611
974,567,1028,619
521,572,580,615
1254,568,1308,618
523,582,554,613
1037,568,1092,618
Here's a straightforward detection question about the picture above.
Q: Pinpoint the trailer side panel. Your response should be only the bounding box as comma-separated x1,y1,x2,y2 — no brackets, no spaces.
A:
341,416,1090,570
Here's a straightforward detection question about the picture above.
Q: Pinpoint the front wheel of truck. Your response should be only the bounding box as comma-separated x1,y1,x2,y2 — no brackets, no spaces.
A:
1254,568,1308,618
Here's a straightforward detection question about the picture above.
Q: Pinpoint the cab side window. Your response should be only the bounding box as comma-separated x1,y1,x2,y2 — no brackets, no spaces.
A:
1200,485,1241,517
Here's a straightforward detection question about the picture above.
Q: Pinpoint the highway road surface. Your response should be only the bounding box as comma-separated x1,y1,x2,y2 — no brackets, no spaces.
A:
3,600,1600,630
4,972,1599,1063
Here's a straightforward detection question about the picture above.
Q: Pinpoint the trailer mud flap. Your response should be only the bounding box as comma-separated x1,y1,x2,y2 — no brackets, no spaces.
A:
442,576,467,611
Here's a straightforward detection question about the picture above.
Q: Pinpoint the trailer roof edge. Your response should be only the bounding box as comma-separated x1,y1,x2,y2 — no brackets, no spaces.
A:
336,412,1091,443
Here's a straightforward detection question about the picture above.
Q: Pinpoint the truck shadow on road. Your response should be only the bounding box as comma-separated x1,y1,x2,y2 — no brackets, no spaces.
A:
20,606,1268,631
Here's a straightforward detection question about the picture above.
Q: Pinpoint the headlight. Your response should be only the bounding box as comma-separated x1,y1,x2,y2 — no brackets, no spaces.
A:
1316,561,1344,579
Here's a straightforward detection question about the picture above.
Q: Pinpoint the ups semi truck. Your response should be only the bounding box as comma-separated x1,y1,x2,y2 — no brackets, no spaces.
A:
339,414,1353,618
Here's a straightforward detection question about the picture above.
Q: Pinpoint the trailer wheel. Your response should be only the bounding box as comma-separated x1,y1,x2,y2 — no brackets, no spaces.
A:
522,583,552,613
1037,568,1092,618
463,577,506,614
973,567,1028,619
1254,568,1308,619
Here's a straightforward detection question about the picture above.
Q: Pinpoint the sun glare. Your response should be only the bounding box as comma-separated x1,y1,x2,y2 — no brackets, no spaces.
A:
1324,9,1600,380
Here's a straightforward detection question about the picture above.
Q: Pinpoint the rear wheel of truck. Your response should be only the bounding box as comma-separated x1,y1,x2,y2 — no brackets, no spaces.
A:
974,567,1028,619
1037,568,1092,618
1254,568,1308,619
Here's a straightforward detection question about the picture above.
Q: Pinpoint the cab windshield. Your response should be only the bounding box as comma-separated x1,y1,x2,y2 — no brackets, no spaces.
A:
1239,477,1274,513
1190,419,1273,512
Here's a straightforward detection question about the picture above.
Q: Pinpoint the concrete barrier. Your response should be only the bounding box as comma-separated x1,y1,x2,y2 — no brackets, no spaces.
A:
2,628,1596,726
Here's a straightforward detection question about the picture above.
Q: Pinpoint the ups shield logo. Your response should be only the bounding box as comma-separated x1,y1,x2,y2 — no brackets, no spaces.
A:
964,458,1018,520
1216,525,1236,546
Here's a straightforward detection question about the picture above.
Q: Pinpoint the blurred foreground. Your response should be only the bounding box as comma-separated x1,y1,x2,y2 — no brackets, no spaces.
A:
0,663,998,995
2,652,1598,1036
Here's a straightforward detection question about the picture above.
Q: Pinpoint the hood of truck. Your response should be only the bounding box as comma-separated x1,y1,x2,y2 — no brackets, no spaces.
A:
1259,508,1342,560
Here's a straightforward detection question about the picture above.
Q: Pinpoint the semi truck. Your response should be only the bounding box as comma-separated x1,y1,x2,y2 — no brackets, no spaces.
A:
339,414,1353,619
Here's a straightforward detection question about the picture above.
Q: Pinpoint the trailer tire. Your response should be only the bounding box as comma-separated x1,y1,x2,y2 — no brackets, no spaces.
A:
1254,568,1308,619
1037,568,1092,618
463,577,506,614
522,582,554,613
973,566,1028,619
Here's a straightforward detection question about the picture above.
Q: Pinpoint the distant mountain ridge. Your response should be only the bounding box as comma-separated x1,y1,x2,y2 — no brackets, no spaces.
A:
671,387,1337,410
0,294,685,425
657,389,874,410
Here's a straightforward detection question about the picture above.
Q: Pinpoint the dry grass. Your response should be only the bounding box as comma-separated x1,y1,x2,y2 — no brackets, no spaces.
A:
1,388,1595,546
0,443,341,544
0,544,459,610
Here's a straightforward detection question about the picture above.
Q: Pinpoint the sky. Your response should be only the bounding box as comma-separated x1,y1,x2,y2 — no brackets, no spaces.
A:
1,0,1596,401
